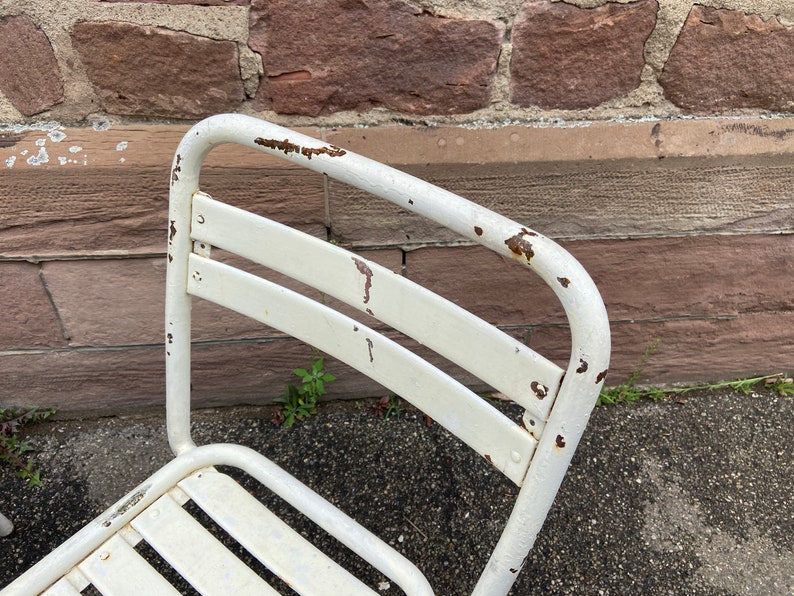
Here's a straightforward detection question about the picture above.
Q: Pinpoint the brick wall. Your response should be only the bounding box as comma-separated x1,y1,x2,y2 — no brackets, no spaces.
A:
1,0,793,414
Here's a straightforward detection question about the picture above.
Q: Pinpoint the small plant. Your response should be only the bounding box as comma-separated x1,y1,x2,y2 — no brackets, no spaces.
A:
275,357,336,427
0,405,56,487
372,395,405,420
598,339,661,405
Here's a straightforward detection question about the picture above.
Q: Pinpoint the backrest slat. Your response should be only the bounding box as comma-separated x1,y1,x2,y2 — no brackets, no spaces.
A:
187,253,538,486
191,192,563,423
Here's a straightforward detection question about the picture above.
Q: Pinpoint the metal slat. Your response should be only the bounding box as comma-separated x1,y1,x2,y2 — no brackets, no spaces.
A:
191,192,563,421
188,255,537,486
78,534,181,596
179,469,377,595
130,492,278,596
40,577,83,596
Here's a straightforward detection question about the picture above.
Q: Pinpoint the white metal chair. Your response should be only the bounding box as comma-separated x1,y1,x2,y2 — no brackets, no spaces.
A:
2,114,610,595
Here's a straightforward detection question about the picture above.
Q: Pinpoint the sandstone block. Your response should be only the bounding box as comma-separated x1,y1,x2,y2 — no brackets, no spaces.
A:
510,0,657,109
660,6,794,113
0,262,66,349
249,0,503,116
71,21,244,118
0,16,63,116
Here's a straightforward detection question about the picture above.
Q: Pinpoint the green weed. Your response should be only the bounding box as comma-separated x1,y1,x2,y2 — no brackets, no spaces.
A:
0,406,56,487
275,357,336,427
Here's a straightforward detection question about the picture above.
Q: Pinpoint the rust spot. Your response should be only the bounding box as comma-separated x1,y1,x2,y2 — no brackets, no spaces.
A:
254,137,346,160
255,137,301,156
167,333,173,344
352,257,373,304
504,228,535,263
353,325,359,332
366,308,374,316
301,144,346,160
510,568,518,574
530,381,548,399
596,369,608,384
408,199,414,205
555,435,566,448
366,338,374,363
169,220,177,241
474,226,483,236
484,454,493,465
576,359,588,374
167,254,173,263
557,276,571,288
171,164,180,183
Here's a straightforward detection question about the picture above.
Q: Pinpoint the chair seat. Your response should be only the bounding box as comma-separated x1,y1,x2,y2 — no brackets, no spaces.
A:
13,444,432,596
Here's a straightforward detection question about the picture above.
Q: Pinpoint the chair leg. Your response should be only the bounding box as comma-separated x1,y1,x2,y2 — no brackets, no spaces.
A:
0,510,13,537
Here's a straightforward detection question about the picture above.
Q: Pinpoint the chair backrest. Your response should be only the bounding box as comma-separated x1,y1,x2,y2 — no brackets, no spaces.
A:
166,115,610,594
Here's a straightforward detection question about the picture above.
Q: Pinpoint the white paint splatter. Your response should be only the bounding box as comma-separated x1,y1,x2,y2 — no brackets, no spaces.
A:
48,130,67,142
26,147,49,166
92,120,111,132
116,141,128,151
119,157,126,163
58,156,68,165
20,149,28,156
35,138,46,147
68,146,82,154
5,156,16,168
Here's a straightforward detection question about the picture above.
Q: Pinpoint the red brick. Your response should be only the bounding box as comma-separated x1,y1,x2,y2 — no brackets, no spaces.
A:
660,6,794,113
510,0,657,109
0,262,65,349
0,16,63,116
71,21,244,118
249,0,503,116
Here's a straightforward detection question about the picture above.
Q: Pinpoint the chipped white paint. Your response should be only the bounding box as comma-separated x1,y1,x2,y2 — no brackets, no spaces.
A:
68,146,82,153
58,156,67,165
35,138,46,147
48,130,67,142
5,156,15,168
26,147,49,166
91,120,112,132
115,141,128,151
1,116,610,596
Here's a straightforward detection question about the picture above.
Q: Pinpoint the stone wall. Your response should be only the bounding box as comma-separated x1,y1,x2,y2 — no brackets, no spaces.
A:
1,0,793,415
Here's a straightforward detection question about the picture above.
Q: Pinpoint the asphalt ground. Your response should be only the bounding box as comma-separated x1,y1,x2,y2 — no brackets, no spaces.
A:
1,389,792,595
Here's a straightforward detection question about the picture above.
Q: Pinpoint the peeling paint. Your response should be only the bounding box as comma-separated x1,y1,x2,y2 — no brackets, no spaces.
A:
68,146,82,154
47,130,66,142
26,147,49,166
5,156,15,168
116,141,128,151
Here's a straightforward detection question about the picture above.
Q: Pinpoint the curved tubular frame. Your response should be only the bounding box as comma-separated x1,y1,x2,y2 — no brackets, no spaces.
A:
167,114,611,594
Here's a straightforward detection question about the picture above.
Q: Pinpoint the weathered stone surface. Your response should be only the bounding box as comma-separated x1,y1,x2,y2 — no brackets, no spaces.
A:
42,250,401,346
0,262,65,349
660,6,794,113
97,0,248,4
0,16,63,116
510,0,657,109
406,234,794,326
249,0,504,116
71,21,244,118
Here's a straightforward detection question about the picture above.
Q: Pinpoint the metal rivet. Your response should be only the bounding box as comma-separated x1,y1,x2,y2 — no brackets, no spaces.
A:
510,451,521,463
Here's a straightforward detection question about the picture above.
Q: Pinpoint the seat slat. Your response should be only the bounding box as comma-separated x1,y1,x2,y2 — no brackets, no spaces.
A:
77,534,181,596
40,577,82,596
188,254,537,485
130,492,279,596
179,469,378,596
191,192,563,421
